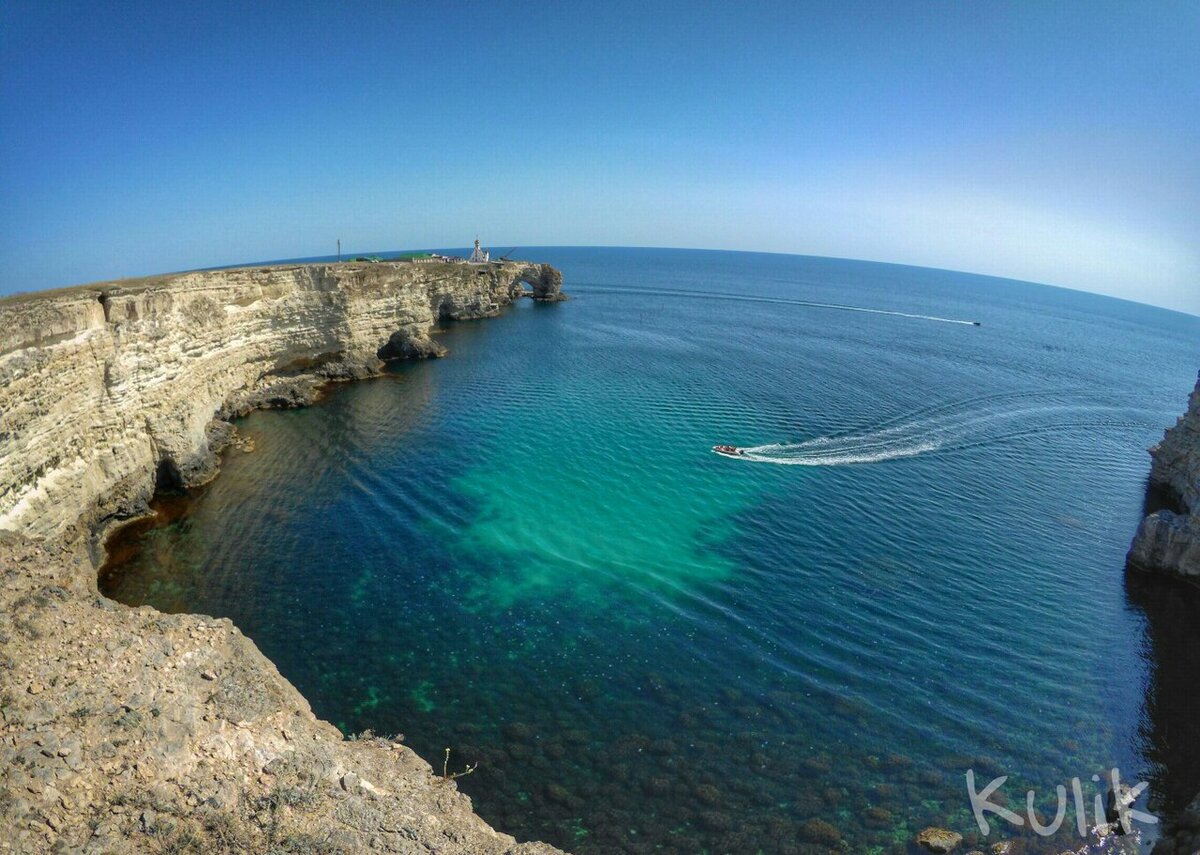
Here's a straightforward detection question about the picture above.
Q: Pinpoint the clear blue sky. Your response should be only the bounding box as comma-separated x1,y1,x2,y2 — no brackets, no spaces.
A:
1,1,1197,313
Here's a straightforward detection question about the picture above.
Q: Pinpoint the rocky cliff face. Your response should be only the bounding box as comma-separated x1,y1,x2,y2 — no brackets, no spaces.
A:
1128,373,1200,580
0,260,563,545
1132,374,1200,855
0,261,566,854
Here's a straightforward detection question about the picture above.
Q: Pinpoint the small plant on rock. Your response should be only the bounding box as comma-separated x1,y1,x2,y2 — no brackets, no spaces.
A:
441,747,478,782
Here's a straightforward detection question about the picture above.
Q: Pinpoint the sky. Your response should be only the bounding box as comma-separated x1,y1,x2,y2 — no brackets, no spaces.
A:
1,1,1197,313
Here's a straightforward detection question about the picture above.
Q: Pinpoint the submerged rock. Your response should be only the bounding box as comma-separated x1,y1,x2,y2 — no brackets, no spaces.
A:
799,818,842,846
862,805,892,827
917,826,964,853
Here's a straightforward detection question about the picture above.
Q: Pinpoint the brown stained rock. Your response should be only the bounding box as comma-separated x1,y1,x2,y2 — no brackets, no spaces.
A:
917,826,964,853
800,818,843,846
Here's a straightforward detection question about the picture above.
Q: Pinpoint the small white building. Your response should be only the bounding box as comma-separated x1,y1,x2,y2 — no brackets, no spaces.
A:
467,238,490,264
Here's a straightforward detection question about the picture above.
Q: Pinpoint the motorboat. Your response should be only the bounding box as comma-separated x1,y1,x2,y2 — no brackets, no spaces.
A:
712,445,745,457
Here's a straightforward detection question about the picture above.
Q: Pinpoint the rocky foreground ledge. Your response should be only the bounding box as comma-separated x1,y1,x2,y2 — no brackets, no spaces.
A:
0,261,565,854
1128,372,1200,580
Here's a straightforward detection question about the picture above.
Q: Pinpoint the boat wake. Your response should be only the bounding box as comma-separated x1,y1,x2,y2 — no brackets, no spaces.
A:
583,285,982,326
730,390,1150,466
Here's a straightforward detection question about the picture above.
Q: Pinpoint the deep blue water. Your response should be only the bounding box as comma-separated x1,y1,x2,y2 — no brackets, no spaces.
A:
101,248,1200,854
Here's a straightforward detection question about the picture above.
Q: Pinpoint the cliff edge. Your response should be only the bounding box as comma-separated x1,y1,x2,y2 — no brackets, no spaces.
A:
1128,372,1200,580
0,261,566,854
0,260,562,545
1130,374,1200,855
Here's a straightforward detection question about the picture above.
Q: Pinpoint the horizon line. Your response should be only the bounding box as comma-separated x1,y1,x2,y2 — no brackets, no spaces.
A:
6,244,1197,320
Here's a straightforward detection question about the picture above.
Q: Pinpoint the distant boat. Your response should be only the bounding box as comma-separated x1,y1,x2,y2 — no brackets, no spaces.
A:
712,445,745,457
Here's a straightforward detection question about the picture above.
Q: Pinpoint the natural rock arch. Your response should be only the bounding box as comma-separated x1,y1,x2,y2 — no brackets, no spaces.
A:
515,263,565,301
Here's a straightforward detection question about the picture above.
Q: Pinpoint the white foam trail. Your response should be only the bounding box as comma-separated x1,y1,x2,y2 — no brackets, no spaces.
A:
741,438,941,465
729,400,1146,466
581,285,982,326
778,298,979,326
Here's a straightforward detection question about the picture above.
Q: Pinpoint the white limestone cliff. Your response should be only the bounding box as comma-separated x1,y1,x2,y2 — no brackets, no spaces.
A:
0,260,563,545
0,260,566,854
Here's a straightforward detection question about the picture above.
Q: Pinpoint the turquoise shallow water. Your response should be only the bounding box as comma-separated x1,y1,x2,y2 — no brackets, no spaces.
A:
101,248,1200,853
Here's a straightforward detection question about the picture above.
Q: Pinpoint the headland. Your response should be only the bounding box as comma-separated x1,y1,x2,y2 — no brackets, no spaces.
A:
1128,372,1200,580
0,259,566,854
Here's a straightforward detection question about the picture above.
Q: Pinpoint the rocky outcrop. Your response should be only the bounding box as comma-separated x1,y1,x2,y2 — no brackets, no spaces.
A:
0,532,562,854
0,260,566,854
1133,372,1200,855
1152,793,1200,855
1128,373,1200,580
517,264,565,302
915,827,962,853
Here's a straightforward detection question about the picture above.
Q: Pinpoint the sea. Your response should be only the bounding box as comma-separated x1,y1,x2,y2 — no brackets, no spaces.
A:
100,247,1200,854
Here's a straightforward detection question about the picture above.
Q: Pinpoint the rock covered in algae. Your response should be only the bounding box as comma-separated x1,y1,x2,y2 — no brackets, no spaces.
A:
917,825,964,853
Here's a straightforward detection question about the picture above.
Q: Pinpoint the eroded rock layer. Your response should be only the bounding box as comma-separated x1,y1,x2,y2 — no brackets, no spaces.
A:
1129,373,1200,580
0,260,563,544
0,261,565,854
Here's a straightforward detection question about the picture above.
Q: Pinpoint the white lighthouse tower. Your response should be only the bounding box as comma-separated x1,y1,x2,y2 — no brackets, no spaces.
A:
468,237,490,264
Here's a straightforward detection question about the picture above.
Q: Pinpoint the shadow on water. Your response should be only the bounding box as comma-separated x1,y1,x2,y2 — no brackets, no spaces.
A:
1125,571,1200,818
97,363,440,598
